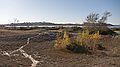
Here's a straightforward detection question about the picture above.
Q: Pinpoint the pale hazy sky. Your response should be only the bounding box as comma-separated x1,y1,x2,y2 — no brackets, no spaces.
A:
0,0,120,24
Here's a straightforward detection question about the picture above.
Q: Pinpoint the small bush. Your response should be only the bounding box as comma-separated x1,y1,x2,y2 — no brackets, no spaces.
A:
54,30,70,49
74,29,102,53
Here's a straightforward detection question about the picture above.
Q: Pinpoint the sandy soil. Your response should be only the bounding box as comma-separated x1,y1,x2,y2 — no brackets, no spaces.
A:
0,29,120,67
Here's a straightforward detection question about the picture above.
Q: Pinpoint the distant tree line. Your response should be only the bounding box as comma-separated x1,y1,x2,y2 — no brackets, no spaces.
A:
7,22,55,26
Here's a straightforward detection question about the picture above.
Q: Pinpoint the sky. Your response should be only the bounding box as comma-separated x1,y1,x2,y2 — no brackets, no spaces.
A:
0,0,120,24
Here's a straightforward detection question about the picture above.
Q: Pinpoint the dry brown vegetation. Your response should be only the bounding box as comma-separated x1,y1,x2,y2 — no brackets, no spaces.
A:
0,29,120,67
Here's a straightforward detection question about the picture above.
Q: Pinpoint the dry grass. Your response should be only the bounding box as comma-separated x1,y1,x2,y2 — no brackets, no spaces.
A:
0,29,120,67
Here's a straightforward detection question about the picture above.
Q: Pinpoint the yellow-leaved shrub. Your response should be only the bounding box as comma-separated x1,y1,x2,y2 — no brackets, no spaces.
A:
75,29,101,52
54,29,102,53
63,30,71,48
54,33,63,49
54,30,70,49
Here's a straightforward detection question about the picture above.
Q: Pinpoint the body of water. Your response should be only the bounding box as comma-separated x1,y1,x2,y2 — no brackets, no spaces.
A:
108,25,120,28
5,25,120,28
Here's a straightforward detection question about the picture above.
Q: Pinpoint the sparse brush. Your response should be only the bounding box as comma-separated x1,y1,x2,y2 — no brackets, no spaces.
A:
54,29,104,53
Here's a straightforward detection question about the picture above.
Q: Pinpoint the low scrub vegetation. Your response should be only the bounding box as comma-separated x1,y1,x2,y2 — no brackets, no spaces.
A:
54,30,71,49
86,26,118,36
54,29,105,53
